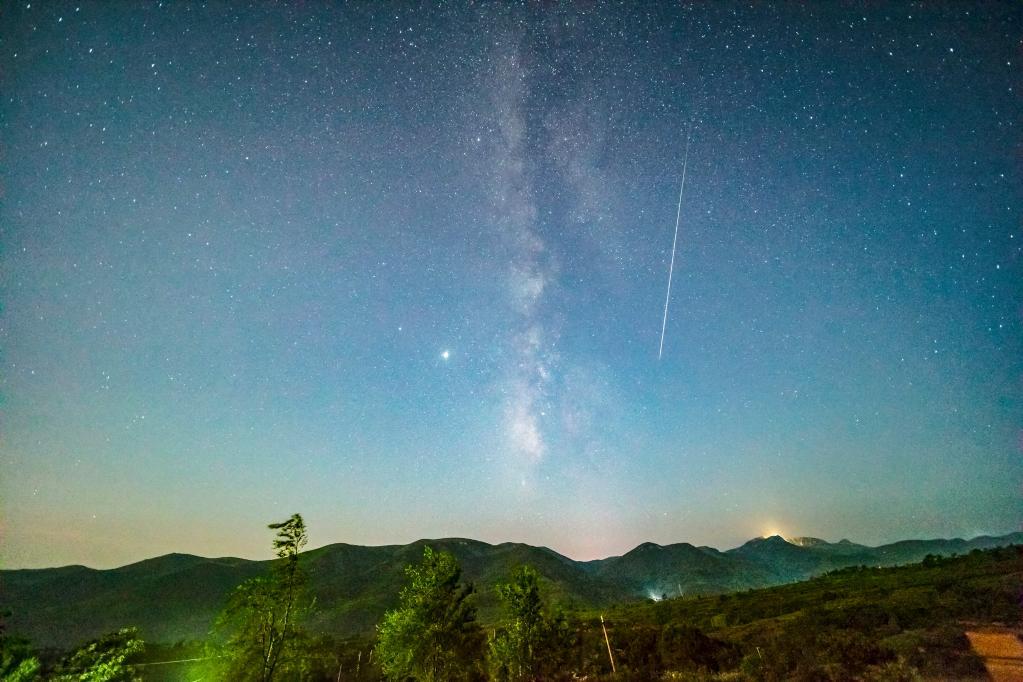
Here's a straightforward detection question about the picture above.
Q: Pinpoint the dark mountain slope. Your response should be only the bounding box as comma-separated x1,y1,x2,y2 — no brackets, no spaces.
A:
3,555,266,648
722,533,1023,584
3,532,1019,650
586,542,778,597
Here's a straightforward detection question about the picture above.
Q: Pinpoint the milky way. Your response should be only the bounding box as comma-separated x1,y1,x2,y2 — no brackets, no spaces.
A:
2,2,1020,567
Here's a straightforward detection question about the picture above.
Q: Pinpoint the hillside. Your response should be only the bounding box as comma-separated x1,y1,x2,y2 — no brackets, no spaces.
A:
3,532,1020,650
581,545,1023,680
583,542,778,598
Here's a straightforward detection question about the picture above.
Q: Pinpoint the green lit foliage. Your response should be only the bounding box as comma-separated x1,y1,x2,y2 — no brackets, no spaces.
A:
375,546,485,682
0,612,41,682
488,565,574,681
211,513,312,681
2,657,41,682
0,636,41,682
51,627,144,682
859,657,923,682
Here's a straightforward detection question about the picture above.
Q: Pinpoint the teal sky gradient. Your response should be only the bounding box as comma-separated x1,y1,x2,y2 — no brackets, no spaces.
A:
2,2,1020,568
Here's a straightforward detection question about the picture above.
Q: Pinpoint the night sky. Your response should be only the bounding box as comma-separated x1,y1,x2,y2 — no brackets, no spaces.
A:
2,2,1020,569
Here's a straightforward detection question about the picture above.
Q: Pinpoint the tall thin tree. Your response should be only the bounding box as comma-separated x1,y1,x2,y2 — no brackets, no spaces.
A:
212,513,309,682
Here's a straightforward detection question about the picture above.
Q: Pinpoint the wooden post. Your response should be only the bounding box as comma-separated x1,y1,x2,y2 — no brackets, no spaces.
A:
600,614,616,674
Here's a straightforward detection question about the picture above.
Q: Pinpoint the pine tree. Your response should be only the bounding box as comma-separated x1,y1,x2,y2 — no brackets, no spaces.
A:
488,565,574,681
212,513,311,681
375,546,485,681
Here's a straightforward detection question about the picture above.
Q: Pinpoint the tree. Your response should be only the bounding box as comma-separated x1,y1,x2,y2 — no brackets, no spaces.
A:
488,565,574,681
658,623,729,673
0,610,42,682
52,627,144,682
375,546,485,681
212,513,311,681
2,657,41,682
0,634,40,682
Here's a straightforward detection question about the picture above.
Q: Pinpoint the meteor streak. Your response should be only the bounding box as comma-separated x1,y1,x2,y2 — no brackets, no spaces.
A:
658,125,693,360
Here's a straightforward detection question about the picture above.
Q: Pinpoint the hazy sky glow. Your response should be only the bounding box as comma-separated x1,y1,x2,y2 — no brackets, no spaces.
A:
2,2,1020,569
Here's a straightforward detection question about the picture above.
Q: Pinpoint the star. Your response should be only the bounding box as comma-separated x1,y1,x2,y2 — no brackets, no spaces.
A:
3,0,1017,569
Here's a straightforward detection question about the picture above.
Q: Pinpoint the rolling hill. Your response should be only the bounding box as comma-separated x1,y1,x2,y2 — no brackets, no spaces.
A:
3,532,1020,650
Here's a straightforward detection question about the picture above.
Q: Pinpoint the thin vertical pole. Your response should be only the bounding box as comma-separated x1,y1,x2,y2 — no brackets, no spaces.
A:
600,614,616,674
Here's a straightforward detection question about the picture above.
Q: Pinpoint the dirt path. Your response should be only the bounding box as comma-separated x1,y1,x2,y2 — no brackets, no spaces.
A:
966,629,1023,682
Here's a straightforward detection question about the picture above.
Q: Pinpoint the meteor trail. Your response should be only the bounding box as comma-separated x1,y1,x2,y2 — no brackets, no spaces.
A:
658,125,693,360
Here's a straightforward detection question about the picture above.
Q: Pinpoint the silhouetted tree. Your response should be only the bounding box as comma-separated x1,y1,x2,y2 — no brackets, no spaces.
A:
659,623,729,672
212,513,311,681
375,546,484,681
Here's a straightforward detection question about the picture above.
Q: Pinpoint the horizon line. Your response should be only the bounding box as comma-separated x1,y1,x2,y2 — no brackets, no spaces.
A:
7,528,1020,572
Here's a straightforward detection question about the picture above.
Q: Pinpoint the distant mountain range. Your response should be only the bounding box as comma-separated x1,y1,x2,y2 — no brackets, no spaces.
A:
4,532,1020,650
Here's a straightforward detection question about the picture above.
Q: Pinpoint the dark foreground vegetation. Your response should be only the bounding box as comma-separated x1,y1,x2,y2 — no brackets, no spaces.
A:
2,515,1019,681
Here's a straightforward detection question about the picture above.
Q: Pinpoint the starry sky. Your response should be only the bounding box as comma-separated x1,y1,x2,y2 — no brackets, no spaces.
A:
2,2,1020,569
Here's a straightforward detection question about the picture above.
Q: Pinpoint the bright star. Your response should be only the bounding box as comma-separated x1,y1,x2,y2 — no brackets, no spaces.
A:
441,350,450,360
